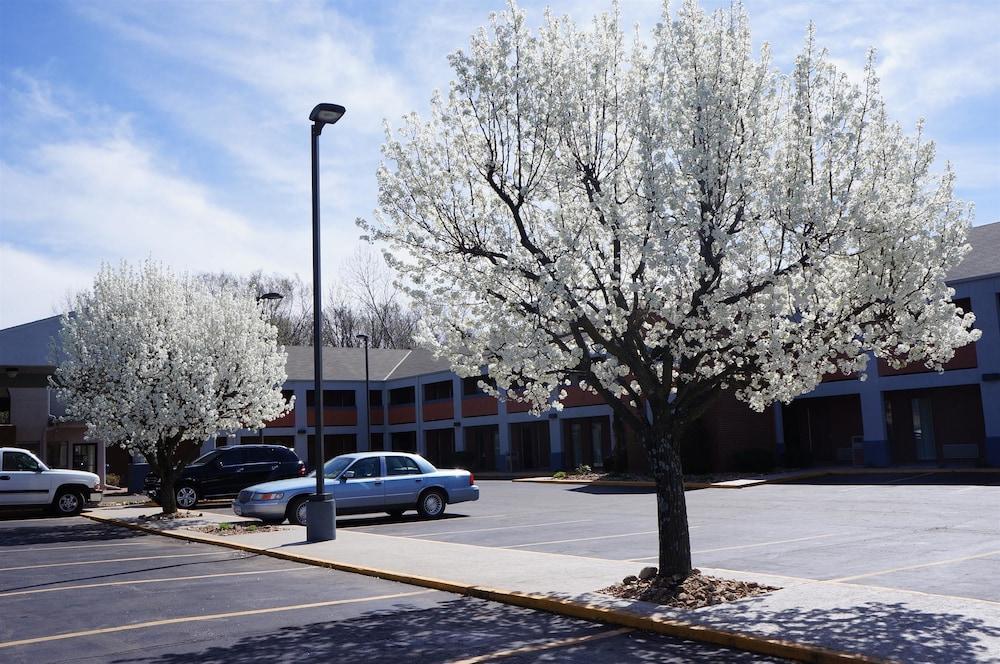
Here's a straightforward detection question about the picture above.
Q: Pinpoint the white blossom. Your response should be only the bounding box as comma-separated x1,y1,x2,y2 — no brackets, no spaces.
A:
54,261,292,507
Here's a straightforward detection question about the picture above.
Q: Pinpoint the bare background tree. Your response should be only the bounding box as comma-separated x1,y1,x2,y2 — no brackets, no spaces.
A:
195,248,419,348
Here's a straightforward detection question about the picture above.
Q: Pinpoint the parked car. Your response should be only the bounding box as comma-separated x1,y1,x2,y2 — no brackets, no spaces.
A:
232,451,479,525
145,445,305,509
0,447,103,516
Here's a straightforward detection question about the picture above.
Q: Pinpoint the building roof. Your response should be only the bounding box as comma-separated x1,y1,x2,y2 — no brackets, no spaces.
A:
949,221,1000,283
283,346,451,382
0,314,62,367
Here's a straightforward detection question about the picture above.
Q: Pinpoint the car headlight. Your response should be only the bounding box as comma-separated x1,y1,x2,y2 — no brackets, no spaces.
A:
254,492,284,501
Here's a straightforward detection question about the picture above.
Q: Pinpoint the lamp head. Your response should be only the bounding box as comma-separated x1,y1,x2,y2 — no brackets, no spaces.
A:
310,103,346,127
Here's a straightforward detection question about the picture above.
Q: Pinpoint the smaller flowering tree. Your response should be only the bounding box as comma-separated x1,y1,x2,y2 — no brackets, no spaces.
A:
55,261,292,513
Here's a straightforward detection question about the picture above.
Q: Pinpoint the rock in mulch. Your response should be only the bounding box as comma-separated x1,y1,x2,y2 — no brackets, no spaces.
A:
600,568,778,610
191,522,289,536
137,510,203,521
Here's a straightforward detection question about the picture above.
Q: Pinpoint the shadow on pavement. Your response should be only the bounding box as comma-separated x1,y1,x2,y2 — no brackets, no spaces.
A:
0,520,145,546
569,484,657,495
777,471,1000,486
694,599,1000,664
112,596,774,664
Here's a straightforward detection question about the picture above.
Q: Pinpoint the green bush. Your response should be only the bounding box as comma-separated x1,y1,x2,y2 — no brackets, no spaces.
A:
105,472,121,488
553,471,567,479
574,464,592,475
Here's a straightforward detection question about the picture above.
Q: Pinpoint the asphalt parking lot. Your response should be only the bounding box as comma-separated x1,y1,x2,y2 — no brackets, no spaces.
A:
0,517,782,663
204,471,1000,604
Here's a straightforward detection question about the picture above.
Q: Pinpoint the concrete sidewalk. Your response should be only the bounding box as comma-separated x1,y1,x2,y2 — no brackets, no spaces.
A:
87,505,1000,662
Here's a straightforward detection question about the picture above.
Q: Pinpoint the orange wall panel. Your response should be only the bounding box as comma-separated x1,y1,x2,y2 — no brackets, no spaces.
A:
388,405,416,425
422,400,454,422
461,395,498,417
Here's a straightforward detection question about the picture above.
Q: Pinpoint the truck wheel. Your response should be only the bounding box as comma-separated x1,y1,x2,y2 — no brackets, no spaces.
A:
52,489,84,516
416,489,446,519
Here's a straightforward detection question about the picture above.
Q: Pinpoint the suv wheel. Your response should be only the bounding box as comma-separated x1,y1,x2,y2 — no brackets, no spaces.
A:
53,489,84,516
416,490,446,519
175,485,199,509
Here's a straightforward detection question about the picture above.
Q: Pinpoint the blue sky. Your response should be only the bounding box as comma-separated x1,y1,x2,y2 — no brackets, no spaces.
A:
1,0,998,328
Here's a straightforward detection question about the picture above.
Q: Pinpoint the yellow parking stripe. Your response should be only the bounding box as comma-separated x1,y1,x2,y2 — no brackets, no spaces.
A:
504,531,658,549
0,567,314,598
0,589,435,649
830,549,1000,583
0,551,237,572
450,627,633,663
402,519,592,538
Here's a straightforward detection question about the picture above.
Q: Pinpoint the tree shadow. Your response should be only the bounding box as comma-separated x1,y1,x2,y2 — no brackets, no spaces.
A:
778,471,1000,486
113,596,775,664
569,485,657,495
688,598,1000,663
0,521,145,546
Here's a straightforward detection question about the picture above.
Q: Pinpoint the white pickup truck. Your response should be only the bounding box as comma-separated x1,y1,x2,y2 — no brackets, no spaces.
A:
0,447,103,516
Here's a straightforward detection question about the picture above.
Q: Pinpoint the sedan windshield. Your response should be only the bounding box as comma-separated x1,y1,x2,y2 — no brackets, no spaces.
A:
309,456,353,479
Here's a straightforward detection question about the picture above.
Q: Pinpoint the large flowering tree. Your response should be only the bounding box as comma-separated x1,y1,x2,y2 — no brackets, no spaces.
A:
55,262,292,514
365,1,979,578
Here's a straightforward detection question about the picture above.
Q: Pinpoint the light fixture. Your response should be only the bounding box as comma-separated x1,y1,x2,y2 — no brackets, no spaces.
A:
5,368,18,379
309,103,346,133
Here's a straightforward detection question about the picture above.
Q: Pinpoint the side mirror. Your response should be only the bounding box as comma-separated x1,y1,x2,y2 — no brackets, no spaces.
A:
341,470,355,480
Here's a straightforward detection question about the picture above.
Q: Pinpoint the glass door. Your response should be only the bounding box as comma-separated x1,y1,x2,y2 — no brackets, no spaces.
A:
911,398,936,461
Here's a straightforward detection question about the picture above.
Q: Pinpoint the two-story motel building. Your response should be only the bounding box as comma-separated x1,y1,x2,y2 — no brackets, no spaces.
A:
1,221,997,484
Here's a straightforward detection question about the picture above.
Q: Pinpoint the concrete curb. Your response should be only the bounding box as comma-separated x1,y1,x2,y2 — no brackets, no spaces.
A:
82,512,886,664
513,478,726,489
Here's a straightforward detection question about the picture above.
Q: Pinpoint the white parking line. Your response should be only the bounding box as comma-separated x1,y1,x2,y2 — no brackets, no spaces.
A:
6,542,151,553
504,530,658,549
0,551,239,573
0,567,315,598
402,519,592,538
0,590,435,649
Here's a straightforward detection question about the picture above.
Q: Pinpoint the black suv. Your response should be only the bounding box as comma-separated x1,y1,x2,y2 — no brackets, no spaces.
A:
145,445,305,509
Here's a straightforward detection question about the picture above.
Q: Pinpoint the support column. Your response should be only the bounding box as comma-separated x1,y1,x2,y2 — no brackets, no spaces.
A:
859,384,890,467
498,393,511,472
548,414,562,471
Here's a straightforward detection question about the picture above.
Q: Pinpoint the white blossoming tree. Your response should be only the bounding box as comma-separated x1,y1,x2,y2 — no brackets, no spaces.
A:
366,1,980,579
55,262,292,514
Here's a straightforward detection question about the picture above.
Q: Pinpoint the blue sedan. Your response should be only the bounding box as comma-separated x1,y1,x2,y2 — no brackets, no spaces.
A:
232,451,479,526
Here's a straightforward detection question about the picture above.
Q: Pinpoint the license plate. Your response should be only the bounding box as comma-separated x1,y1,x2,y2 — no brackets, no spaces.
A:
233,503,242,515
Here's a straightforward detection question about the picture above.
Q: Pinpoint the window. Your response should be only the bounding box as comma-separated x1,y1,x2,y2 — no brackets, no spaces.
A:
386,455,422,476
306,390,356,408
462,376,496,397
245,448,274,463
370,432,385,451
369,390,383,406
221,448,247,466
191,451,221,466
215,435,229,447
0,388,10,425
389,386,415,405
423,380,453,402
348,457,381,478
2,451,41,472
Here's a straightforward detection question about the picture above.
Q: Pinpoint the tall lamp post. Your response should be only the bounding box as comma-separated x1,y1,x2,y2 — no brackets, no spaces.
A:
306,102,345,543
255,292,284,444
356,334,370,451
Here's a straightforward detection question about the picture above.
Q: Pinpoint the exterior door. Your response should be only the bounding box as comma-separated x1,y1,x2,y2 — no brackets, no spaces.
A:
0,450,50,505
382,455,424,506
912,398,936,461
333,456,384,510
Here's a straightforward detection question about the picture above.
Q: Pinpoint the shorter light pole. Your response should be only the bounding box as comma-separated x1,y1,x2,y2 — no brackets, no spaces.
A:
255,292,284,444
356,334,370,450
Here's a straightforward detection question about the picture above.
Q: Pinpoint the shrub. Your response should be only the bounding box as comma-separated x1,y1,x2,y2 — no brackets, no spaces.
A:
574,464,592,475
105,472,121,488
553,471,567,479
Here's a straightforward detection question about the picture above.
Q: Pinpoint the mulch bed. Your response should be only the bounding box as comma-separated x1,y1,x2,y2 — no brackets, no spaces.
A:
137,510,204,521
601,569,778,610
191,523,289,536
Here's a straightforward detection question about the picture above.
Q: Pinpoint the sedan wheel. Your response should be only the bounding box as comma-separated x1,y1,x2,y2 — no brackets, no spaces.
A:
54,490,83,516
175,486,199,509
417,490,446,519
288,497,309,527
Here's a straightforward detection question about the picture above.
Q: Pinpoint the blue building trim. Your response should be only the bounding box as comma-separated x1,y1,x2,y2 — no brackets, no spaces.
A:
863,440,891,467
986,437,1000,468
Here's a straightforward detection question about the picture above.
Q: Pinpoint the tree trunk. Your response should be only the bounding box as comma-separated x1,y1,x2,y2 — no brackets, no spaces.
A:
159,472,178,514
643,427,693,579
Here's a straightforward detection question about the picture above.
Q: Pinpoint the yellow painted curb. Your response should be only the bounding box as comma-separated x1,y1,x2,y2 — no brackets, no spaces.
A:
83,512,887,664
